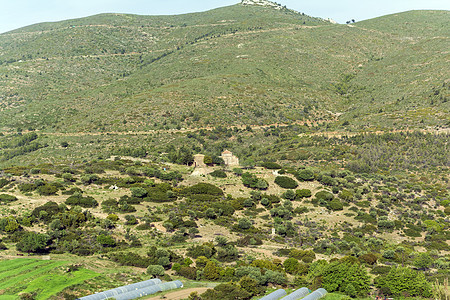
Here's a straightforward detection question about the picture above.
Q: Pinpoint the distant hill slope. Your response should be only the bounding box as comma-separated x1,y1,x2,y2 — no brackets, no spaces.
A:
0,5,448,133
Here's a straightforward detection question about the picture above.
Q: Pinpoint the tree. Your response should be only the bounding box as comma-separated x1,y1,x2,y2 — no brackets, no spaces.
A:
238,218,252,230
375,267,431,297
274,176,298,189
16,232,50,253
321,261,370,297
203,261,219,280
413,252,432,270
147,265,165,277
283,257,300,274
97,234,116,247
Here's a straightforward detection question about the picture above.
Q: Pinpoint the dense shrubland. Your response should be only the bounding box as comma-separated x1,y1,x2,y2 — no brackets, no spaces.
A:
0,151,447,299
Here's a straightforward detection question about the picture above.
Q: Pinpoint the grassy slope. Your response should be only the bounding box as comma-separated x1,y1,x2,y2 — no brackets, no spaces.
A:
0,6,448,134
0,258,98,299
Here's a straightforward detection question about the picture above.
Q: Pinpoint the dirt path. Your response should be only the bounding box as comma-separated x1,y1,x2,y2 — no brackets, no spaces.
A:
19,120,329,137
144,287,210,300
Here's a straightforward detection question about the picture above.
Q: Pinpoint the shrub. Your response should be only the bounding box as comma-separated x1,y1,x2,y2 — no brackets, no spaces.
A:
18,183,36,193
65,194,98,208
62,173,75,182
147,265,165,277
209,170,227,178
274,176,298,189
296,169,314,181
37,184,58,196
182,183,223,196
328,199,344,211
322,261,371,297
177,266,197,279
358,253,378,265
203,261,220,280
16,232,50,253
315,190,334,202
0,179,9,188
241,172,269,190
237,218,252,230
109,252,152,268
375,267,431,297
97,234,116,247
31,201,64,223
0,194,18,203
232,168,243,176
261,162,282,169
125,215,138,225
201,283,251,300
296,189,312,199
130,187,147,198
283,257,300,274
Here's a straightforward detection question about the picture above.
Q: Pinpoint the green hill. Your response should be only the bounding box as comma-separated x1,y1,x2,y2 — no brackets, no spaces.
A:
1,4,448,134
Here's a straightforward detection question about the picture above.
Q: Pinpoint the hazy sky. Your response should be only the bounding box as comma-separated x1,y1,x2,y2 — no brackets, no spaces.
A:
1,0,449,34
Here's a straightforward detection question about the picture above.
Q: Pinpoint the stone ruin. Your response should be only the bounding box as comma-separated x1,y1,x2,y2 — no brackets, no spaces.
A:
193,154,206,168
221,150,239,167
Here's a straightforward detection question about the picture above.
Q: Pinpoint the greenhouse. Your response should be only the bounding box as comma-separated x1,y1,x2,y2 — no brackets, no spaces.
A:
259,289,288,300
299,288,328,300
279,287,310,300
77,279,183,300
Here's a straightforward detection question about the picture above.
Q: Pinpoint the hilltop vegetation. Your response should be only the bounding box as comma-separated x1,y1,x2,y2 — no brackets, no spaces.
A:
0,5,448,134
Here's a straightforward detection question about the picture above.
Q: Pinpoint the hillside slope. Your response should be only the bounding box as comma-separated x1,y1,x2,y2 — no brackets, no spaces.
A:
0,5,448,134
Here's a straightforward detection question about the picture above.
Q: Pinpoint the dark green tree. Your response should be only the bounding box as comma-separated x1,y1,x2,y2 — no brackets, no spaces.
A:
16,232,50,253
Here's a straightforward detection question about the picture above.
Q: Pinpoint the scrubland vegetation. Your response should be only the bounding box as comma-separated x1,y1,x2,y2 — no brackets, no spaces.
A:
0,1,448,299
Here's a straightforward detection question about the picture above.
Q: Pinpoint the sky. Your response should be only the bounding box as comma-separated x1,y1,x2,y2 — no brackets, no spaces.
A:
1,0,449,34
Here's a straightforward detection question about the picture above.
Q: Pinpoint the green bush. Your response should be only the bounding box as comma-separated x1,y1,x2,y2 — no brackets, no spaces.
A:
97,234,116,247
0,179,9,188
241,172,269,190
283,257,300,274
274,176,298,189
109,252,152,268
328,199,344,211
209,170,227,178
296,169,314,181
37,184,58,196
375,267,431,297
147,265,165,277
16,232,50,253
130,187,148,198
65,194,98,208
295,189,312,199
0,194,18,203
261,162,282,169
182,183,224,196
321,260,371,298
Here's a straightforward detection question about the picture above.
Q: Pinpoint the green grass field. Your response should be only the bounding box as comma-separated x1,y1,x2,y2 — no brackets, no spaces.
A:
0,258,98,299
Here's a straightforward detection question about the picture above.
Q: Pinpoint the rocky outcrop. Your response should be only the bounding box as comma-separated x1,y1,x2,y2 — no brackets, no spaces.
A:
241,0,283,10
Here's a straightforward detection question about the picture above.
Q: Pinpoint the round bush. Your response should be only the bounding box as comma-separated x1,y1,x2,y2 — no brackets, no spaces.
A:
296,169,314,181
147,264,165,277
274,176,298,189
261,162,282,169
209,170,227,178
0,194,18,203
